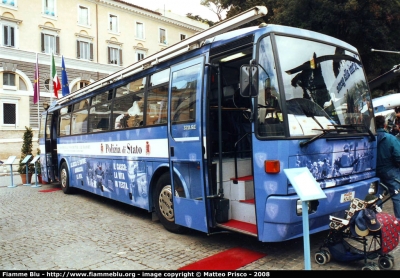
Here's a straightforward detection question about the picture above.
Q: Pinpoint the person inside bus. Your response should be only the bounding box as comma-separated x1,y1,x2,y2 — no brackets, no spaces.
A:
264,86,279,110
375,115,400,220
115,95,143,129
264,84,281,125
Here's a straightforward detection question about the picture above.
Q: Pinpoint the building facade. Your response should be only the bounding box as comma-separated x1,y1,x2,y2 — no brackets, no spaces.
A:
0,0,207,161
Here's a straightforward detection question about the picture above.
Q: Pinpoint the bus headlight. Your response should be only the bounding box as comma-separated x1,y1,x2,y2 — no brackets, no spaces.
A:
296,199,319,216
296,200,310,215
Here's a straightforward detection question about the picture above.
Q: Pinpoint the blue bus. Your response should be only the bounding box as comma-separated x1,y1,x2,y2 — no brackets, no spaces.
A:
39,7,380,242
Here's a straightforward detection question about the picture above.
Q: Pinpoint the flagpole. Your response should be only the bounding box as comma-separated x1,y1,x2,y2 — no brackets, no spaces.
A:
37,53,39,123
50,54,53,104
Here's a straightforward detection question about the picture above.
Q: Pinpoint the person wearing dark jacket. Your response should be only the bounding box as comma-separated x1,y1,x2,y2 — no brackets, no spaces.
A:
376,115,400,219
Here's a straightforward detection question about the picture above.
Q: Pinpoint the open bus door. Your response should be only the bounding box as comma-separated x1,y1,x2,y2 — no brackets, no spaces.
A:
168,56,209,233
42,111,58,183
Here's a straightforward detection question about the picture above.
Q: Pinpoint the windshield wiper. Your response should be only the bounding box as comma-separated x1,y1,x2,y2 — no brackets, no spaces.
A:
300,128,340,147
299,123,375,147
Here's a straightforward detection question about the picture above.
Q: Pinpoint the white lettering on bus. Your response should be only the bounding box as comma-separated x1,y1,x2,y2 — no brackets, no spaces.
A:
70,158,87,168
114,163,127,171
114,181,128,189
75,166,83,173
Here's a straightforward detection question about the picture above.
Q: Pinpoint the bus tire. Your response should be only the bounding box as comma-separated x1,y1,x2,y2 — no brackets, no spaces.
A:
154,172,186,234
60,162,73,194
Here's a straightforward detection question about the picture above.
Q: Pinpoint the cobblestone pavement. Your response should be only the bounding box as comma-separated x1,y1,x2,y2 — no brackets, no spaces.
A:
0,176,399,271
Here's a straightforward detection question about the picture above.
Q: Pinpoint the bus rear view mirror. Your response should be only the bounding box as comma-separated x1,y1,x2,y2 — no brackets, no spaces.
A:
240,64,258,97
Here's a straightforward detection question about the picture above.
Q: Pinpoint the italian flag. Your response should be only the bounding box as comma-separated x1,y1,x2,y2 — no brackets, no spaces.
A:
51,53,61,98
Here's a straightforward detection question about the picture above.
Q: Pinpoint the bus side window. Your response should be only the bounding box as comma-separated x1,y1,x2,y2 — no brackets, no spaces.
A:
59,114,71,136
172,90,196,123
71,110,88,135
146,85,168,125
58,106,71,136
113,94,144,129
89,106,111,132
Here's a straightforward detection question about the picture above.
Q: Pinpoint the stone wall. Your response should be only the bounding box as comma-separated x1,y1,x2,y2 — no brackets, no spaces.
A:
0,129,39,168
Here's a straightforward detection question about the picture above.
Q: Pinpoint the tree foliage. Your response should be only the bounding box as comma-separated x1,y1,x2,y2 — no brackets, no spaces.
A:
18,126,34,174
186,13,215,27
200,0,227,21
208,0,400,93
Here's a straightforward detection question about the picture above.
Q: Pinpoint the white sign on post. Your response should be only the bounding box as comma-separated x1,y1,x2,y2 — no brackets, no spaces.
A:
284,167,327,201
30,155,40,164
283,167,327,270
4,156,16,165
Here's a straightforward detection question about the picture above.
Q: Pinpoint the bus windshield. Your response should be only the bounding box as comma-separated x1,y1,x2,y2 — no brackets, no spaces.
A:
257,35,374,137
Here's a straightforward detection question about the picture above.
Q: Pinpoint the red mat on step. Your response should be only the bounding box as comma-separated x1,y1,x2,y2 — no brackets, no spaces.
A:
223,219,257,234
231,175,253,182
240,199,255,204
38,188,61,193
178,247,265,270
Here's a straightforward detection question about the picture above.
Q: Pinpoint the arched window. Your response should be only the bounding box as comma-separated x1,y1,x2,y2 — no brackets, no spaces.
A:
71,80,90,93
44,78,50,91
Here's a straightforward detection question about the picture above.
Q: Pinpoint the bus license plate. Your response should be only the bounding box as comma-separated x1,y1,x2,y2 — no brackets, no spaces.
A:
340,191,355,203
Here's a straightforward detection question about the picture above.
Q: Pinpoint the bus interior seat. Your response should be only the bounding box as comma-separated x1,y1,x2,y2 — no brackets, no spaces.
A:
96,118,110,130
223,85,235,98
222,85,235,107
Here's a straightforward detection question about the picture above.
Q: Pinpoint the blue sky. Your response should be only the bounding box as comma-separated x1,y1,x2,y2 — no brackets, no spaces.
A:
127,0,222,21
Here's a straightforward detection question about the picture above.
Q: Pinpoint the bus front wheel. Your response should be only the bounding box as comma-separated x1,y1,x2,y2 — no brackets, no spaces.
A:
60,162,73,194
154,173,186,234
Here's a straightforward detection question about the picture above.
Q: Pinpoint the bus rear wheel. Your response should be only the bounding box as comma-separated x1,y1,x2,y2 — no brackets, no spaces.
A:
60,162,73,194
154,172,186,234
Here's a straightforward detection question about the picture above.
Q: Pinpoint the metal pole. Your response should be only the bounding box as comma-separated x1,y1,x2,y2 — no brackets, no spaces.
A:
31,161,41,188
7,164,17,188
23,161,30,186
371,49,400,54
302,201,311,270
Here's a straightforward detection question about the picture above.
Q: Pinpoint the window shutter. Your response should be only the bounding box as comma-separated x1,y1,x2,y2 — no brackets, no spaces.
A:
76,40,80,58
119,49,123,66
10,27,14,47
41,33,45,53
89,43,93,61
56,36,60,55
3,26,7,46
108,47,111,64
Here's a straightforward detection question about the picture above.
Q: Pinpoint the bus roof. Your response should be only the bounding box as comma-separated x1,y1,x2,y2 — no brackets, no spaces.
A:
208,24,358,54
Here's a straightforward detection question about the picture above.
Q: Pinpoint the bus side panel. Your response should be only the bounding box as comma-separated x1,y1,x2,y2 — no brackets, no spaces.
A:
56,126,169,209
63,155,152,211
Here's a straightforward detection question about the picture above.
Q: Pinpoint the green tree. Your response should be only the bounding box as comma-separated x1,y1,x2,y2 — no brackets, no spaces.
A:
17,126,34,174
221,0,400,93
200,0,227,21
186,13,215,27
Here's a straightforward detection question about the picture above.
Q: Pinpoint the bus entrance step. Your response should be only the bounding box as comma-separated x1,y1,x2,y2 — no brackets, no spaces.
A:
216,219,257,237
230,175,253,182
239,199,254,204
